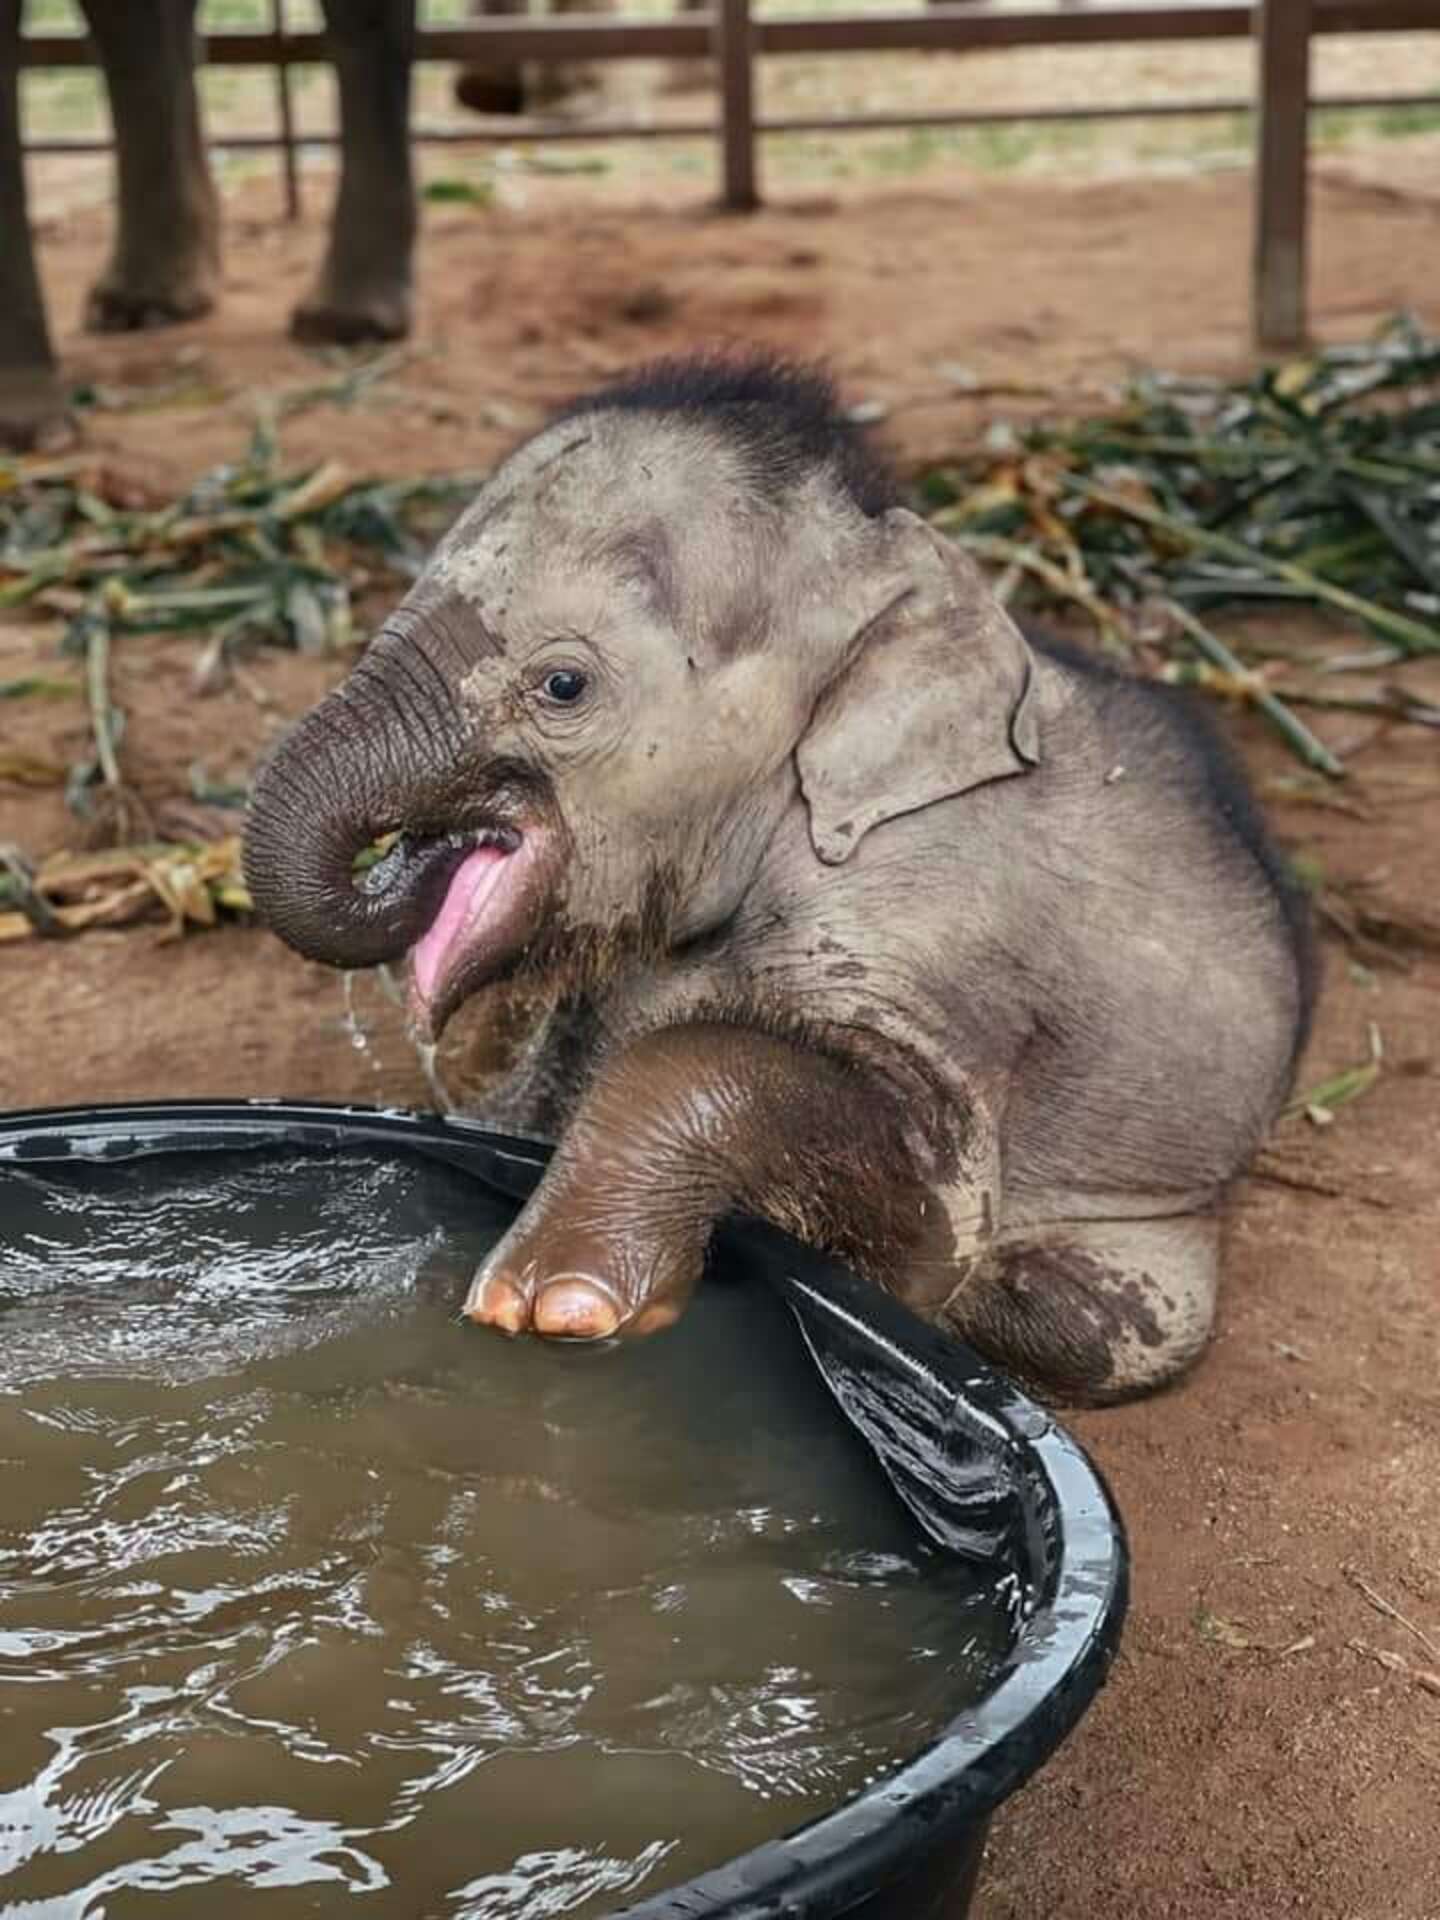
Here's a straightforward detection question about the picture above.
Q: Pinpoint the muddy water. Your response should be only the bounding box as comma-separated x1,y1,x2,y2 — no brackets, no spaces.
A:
0,1150,1008,1919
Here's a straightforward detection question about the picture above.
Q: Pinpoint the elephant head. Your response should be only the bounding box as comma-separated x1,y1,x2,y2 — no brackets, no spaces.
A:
243,358,1039,1038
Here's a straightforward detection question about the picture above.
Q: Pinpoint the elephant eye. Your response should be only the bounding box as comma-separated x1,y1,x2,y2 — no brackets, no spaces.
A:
541,668,589,706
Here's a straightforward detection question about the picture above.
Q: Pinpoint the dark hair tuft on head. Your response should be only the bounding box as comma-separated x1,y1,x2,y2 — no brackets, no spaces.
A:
556,351,899,517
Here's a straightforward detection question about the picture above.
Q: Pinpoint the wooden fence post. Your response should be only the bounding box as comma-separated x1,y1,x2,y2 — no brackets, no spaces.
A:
716,0,758,211
1253,0,1312,348
273,0,300,219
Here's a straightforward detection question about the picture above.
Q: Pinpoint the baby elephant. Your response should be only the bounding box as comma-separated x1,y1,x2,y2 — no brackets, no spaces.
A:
244,355,1314,1405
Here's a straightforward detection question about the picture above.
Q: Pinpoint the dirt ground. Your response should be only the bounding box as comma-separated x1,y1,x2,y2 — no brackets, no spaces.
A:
3,154,1439,1920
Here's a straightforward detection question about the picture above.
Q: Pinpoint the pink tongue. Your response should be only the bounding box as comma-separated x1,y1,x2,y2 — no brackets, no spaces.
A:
411,847,509,1006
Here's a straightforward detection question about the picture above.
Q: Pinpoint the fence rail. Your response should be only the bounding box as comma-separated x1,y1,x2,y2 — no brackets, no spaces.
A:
18,0,1439,345
18,2,1439,66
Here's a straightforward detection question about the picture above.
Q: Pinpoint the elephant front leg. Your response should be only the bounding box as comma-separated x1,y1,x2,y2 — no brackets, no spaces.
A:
292,0,417,344
0,0,66,448
465,1020,966,1341
78,0,220,330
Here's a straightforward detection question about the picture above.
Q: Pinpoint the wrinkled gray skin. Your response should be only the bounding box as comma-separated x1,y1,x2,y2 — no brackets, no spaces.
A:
0,0,415,450
244,399,1311,1405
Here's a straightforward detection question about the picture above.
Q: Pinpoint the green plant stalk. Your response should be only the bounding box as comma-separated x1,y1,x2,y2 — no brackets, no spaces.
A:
84,616,123,794
0,844,63,937
1340,483,1440,594
1290,1060,1380,1117
0,675,76,699
1064,432,1438,488
1283,1026,1384,1120
1278,687,1440,725
1067,476,1440,655
1161,600,1346,778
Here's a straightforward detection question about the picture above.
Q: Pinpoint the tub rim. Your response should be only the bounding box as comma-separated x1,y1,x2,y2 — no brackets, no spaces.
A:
0,1096,1129,1919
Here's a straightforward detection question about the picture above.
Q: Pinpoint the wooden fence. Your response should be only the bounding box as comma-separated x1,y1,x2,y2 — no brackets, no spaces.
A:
19,0,1439,346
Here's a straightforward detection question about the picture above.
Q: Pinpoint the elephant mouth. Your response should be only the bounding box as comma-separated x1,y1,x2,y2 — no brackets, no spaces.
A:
381,824,550,1040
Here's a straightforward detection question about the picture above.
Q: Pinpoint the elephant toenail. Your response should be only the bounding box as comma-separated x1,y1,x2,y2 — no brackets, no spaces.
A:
465,1272,530,1335
532,1278,623,1340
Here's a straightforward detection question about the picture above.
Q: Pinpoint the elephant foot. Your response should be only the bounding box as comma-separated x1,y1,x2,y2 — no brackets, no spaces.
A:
0,366,76,452
290,276,412,346
84,270,216,335
453,62,600,118
464,1220,699,1343
454,65,528,116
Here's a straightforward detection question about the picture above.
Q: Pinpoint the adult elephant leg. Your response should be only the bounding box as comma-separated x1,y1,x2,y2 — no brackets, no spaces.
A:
453,0,527,118
0,0,67,447
464,1021,968,1340
947,1214,1221,1407
78,0,219,330
293,0,416,345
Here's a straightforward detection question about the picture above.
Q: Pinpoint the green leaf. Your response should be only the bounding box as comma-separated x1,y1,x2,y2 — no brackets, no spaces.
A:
423,176,494,205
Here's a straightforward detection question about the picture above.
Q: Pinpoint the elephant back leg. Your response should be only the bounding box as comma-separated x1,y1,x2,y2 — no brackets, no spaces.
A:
945,1213,1221,1406
0,0,67,447
78,0,219,330
292,0,416,344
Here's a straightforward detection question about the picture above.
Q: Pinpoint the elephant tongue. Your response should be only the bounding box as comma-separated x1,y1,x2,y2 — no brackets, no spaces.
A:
410,845,514,1008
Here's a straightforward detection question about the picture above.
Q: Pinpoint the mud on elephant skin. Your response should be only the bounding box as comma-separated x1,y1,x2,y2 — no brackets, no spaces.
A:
243,351,1315,1406
0,0,416,451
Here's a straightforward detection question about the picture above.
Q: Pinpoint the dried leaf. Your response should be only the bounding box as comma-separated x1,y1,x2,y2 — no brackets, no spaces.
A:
0,836,250,942
1195,1608,1255,1650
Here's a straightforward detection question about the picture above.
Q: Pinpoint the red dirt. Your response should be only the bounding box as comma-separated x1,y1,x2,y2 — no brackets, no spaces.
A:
3,158,1439,1920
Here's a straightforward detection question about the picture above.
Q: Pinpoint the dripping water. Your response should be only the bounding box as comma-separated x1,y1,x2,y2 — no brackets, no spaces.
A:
338,968,455,1113
416,1040,455,1114
341,969,374,1058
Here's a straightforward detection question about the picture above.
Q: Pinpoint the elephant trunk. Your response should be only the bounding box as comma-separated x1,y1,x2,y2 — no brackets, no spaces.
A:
242,645,473,972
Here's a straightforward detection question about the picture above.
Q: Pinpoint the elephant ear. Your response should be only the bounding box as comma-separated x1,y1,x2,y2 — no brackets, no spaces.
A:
796,509,1041,864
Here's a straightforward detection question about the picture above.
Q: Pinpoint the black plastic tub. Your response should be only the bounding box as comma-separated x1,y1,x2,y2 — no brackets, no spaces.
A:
0,1098,1128,1920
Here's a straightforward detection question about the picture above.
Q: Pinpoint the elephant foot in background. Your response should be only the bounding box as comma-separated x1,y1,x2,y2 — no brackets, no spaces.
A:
454,62,527,115
452,0,602,120
290,271,412,346
0,365,73,451
452,60,602,117
76,0,220,334
83,249,218,333
292,0,417,345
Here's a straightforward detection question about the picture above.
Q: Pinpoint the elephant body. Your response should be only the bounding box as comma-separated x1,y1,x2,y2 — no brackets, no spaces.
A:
244,354,1314,1405
452,0,709,117
0,0,416,449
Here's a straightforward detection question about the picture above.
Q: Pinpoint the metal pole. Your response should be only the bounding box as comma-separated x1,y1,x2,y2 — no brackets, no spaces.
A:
273,0,300,219
716,0,758,211
1253,0,1311,348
